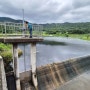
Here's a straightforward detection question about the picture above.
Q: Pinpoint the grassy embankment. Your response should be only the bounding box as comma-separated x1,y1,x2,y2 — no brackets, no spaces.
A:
42,32,90,40
69,34,90,40
59,34,90,40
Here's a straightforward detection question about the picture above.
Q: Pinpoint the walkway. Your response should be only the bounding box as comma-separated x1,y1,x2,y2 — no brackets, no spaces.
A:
0,37,43,43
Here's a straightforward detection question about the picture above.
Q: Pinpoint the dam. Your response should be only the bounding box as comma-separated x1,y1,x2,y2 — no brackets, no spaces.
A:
0,53,90,90
0,22,90,90
20,55,90,90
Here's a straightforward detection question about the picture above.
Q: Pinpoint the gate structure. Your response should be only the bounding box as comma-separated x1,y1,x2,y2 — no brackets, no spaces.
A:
0,22,43,90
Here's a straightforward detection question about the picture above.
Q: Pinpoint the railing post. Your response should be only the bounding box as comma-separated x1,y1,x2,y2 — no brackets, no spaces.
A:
4,22,7,37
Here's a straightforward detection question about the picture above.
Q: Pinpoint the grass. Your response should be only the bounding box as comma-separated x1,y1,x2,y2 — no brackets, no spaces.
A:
68,34,90,40
42,32,90,41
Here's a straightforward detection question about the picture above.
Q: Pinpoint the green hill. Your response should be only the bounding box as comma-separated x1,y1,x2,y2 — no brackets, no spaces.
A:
0,17,22,23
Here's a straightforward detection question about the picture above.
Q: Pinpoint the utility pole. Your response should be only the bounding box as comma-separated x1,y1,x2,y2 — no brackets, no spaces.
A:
22,9,24,28
22,9,25,36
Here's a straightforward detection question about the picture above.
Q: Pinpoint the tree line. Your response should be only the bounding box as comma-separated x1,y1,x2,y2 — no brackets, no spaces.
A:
0,22,90,34
42,22,90,34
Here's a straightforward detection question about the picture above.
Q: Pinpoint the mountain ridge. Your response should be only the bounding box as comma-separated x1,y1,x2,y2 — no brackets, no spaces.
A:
0,17,22,23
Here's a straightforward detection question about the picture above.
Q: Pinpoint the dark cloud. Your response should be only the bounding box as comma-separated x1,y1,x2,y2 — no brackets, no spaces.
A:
0,1,22,18
0,0,90,23
72,0,90,9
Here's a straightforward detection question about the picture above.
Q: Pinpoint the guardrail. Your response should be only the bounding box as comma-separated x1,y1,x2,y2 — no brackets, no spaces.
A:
0,22,43,38
0,56,8,90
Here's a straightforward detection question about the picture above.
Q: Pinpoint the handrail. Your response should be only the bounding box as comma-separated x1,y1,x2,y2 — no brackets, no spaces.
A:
0,22,43,38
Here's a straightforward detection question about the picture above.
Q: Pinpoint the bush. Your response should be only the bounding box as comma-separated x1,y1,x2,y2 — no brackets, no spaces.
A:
1,51,13,73
0,43,10,51
18,48,23,57
0,43,23,72
1,51,12,64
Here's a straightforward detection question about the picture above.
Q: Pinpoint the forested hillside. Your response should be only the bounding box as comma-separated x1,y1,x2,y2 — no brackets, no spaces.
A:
42,22,90,34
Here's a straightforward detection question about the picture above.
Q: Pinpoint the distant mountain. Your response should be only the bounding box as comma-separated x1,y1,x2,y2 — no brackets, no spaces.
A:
0,17,23,23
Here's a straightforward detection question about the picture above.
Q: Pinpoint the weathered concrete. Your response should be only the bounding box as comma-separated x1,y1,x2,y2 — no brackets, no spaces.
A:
0,56,8,90
20,71,31,81
37,55,90,90
0,37,43,90
20,55,90,90
0,57,2,90
13,44,21,90
56,71,90,90
31,43,38,90
0,37,43,44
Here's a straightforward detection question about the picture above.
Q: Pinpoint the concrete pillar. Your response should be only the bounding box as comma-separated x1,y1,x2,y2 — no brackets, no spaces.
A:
30,43,38,90
0,56,8,90
13,44,21,90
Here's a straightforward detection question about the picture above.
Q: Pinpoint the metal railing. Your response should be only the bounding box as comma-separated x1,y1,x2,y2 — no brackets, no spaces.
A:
0,22,43,38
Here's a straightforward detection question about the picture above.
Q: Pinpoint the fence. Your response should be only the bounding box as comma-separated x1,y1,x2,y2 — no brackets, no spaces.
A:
0,22,43,38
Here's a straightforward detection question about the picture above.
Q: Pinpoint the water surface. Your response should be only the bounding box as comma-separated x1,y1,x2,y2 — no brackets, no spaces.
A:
19,37,90,72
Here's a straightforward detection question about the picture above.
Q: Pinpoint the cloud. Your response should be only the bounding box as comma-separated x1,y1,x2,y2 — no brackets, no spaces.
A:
0,0,90,23
72,0,90,9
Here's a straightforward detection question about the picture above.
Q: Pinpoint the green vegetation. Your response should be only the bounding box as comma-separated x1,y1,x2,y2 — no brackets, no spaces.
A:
0,43,11,51
43,22,90,34
0,20,90,40
0,43,12,72
0,43,23,72
68,34,90,40
42,22,90,40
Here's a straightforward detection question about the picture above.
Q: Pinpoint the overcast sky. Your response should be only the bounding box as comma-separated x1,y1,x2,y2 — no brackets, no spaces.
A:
0,0,90,23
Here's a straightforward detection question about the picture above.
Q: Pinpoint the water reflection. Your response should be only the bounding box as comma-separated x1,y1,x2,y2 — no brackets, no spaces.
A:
39,40,67,45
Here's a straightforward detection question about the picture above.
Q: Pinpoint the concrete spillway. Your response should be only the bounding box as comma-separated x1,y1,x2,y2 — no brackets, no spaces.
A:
20,55,90,90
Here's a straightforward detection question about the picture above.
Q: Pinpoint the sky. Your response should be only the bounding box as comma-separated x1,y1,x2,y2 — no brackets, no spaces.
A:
0,0,90,23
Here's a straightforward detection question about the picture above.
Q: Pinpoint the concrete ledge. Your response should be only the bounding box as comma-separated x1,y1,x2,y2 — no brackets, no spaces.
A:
0,37,43,43
20,70,31,81
0,56,8,90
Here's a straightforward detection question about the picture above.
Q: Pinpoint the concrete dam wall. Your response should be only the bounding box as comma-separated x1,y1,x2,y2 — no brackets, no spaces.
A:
20,55,90,90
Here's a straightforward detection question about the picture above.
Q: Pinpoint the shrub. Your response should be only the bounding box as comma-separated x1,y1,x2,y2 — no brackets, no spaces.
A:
0,43,10,51
0,43,23,72
1,51,12,64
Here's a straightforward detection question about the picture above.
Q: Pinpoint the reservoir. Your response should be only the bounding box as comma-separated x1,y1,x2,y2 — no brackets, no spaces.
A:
18,37,90,72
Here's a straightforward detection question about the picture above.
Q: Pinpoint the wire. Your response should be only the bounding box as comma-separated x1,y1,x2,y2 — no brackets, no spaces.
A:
24,44,27,78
